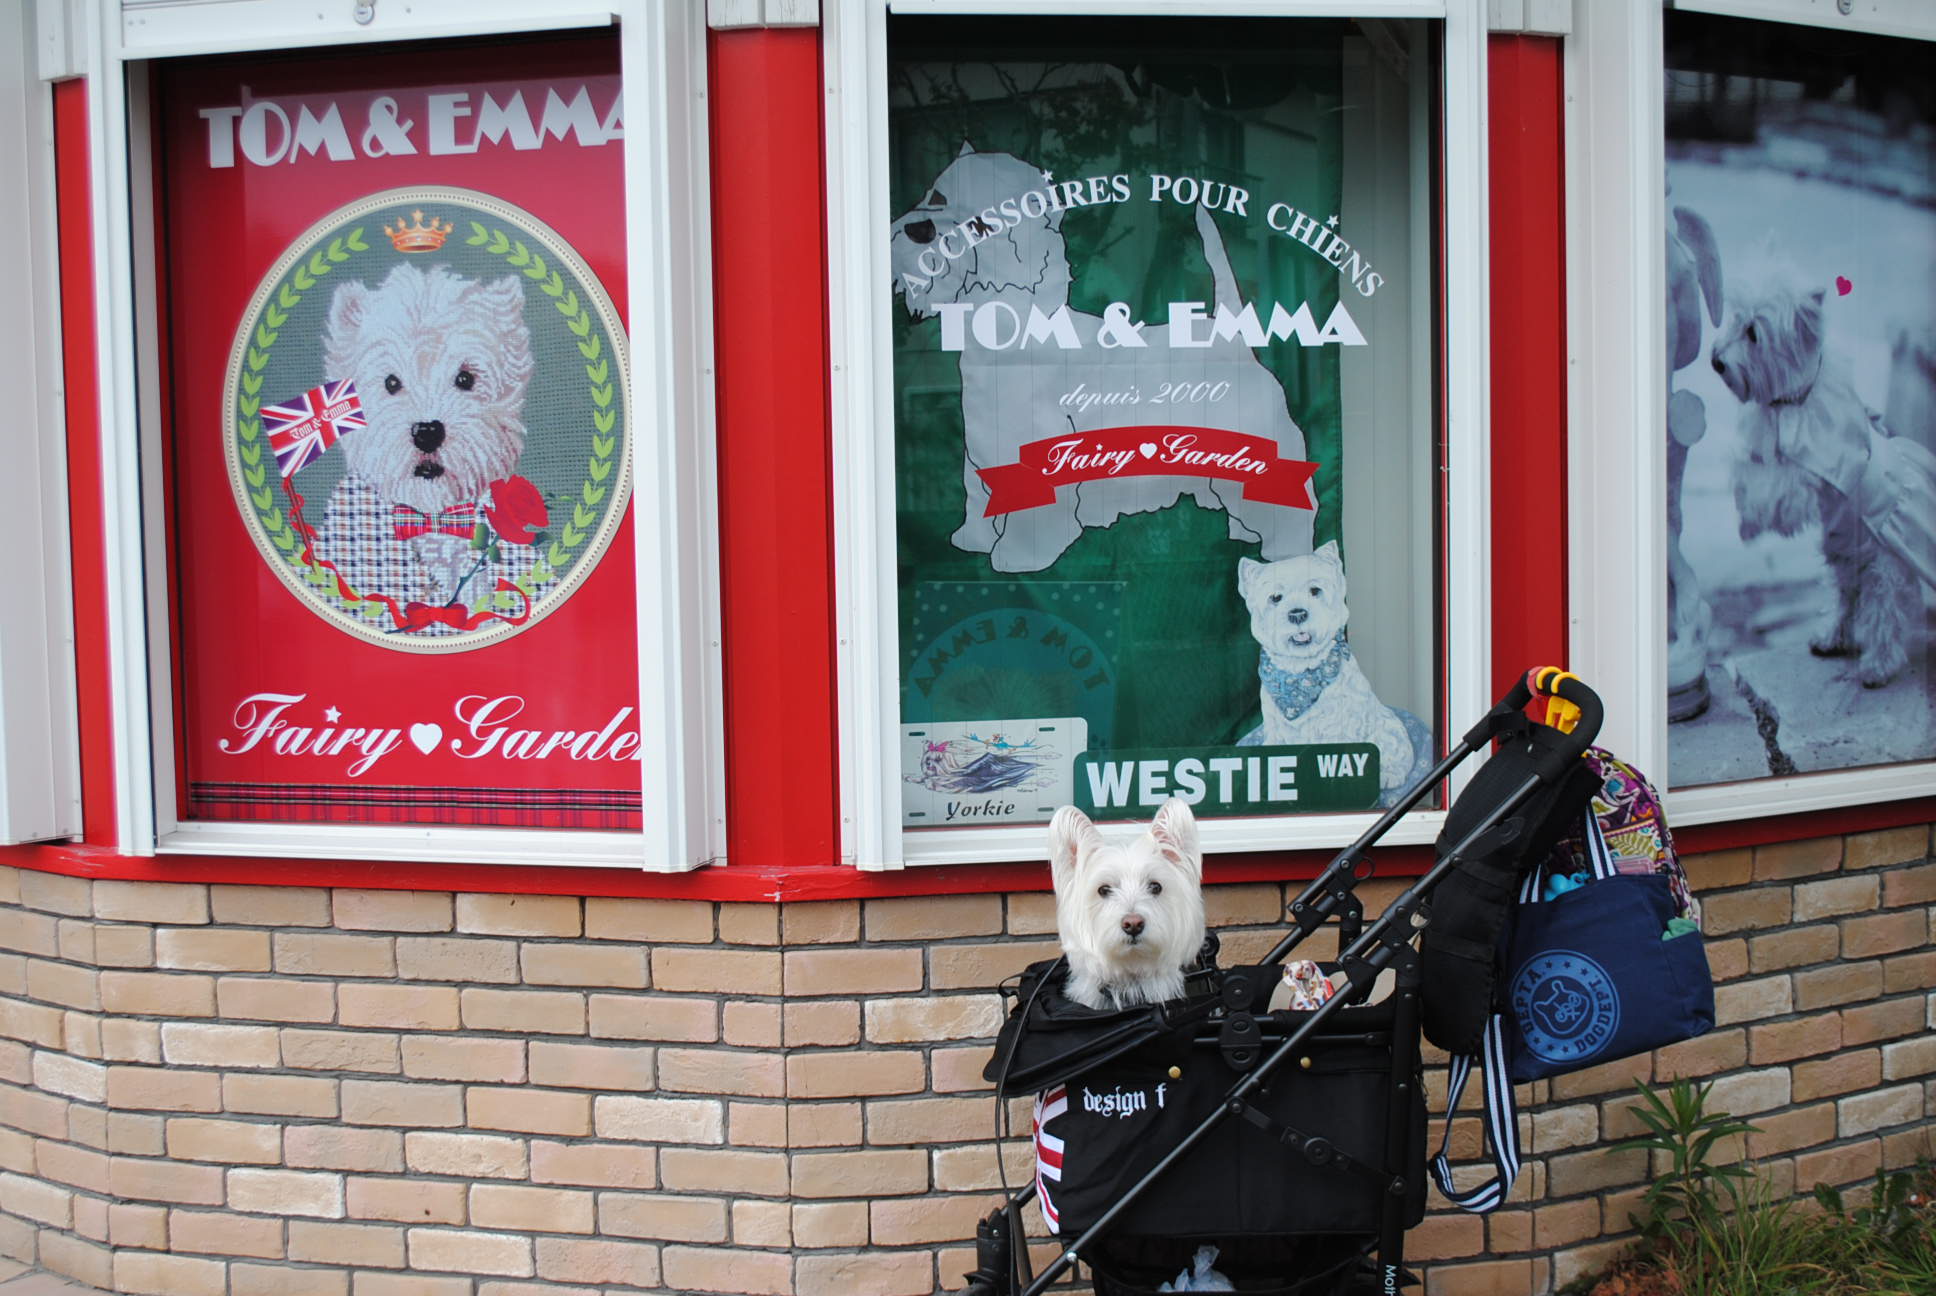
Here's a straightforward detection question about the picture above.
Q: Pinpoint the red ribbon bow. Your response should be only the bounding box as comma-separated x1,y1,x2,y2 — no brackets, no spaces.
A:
392,502,479,541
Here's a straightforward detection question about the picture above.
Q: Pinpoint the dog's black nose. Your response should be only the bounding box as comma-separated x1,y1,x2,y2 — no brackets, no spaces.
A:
1121,915,1144,938
412,420,446,452
1287,607,1309,624
901,219,936,245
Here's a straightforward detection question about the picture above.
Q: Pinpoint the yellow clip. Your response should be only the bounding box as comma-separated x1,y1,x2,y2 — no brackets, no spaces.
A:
1536,667,1583,734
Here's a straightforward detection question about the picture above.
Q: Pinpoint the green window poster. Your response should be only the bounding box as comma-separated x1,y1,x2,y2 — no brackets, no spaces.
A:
890,16,1442,829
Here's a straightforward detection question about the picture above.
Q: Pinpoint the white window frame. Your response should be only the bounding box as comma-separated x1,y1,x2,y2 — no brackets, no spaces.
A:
1564,0,1936,829
78,0,724,870
827,0,1493,869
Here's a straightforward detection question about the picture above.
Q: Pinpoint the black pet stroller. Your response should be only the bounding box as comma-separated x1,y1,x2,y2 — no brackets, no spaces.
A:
961,669,1610,1296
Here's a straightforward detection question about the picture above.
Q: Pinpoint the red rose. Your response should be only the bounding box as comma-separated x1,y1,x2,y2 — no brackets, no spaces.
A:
483,475,548,545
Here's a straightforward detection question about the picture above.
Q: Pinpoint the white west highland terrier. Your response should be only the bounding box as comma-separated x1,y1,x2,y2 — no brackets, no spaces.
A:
314,263,539,624
1237,541,1416,796
1048,800,1206,1011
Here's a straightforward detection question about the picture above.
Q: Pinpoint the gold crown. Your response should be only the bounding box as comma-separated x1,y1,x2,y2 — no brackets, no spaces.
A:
384,210,453,253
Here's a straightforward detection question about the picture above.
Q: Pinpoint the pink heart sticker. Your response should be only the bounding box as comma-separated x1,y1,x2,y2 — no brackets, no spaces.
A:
1835,275,1852,296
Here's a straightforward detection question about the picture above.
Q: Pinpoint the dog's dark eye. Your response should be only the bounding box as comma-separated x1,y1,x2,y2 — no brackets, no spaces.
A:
454,368,476,391
1310,586,1323,598
383,374,402,395
1268,593,1282,605
1096,884,1112,898
1746,322,1758,344
1148,881,1163,896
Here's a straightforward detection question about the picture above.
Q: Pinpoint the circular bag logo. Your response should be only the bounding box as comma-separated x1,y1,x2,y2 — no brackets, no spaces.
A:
224,186,630,652
1511,950,1621,1066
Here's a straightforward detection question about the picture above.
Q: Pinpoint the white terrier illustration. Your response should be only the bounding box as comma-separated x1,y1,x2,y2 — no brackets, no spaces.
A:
1236,542,1417,797
1048,800,1205,1011
891,144,1314,574
315,263,539,626
1713,284,1923,686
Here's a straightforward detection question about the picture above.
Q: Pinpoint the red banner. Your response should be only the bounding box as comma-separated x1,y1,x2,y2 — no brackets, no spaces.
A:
976,426,1318,517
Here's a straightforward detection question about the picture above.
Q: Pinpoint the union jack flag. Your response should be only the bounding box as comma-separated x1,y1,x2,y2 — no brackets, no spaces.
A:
1033,1084,1067,1233
263,379,364,478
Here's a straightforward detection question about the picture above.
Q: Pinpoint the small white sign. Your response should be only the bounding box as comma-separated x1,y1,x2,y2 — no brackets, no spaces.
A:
901,717,1086,827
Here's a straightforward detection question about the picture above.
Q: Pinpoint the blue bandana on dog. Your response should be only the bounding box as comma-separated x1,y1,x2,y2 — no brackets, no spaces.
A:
1259,631,1351,723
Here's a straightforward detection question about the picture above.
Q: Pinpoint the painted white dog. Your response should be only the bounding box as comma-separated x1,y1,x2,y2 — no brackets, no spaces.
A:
1236,542,1415,795
316,263,539,628
891,144,1316,574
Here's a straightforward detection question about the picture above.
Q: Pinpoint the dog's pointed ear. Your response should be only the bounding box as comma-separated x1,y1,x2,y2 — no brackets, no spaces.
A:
475,275,531,332
1149,798,1202,879
1048,805,1100,884
957,139,977,158
1316,539,1341,563
1238,556,1263,598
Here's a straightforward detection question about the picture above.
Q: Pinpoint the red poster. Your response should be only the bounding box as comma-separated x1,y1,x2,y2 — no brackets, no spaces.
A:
159,34,643,828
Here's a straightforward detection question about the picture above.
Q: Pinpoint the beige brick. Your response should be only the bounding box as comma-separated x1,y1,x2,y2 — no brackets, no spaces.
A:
470,1183,595,1234
1843,909,1928,957
1794,960,1885,1010
216,977,336,1023
1408,1211,1490,1262
107,1112,166,1157
112,1251,226,1296
782,901,860,946
100,971,215,1017
932,1142,1033,1192
1684,847,1753,890
396,936,520,984
1748,924,1839,972
25,958,99,1011
1882,862,1936,908
784,1001,859,1048
467,1086,591,1137
1750,1014,1843,1065
589,992,716,1042
1703,887,1793,936
284,1126,402,1174
930,939,1060,991
460,988,586,1035
867,1190,1002,1247
346,1175,467,1224
865,1095,1005,1146
400,1035,525,1083
1839,1083,1924,1136
155,927,271,972
1754,836,1842,880
166,1117,282,1165
527,1040,652,1092
1793,1049,1883,1102
33,1139,110,1193
1545,1146,1648,1195
1714,975,1793,1026
784,948,924,996
95,880,209,925
1796,1137,1882,1191
865,994,1003,1044
791,1148,928,1198
341,1079,464,1128
788,1049,924,1098
18,870,90,916
1,996,65,1048
1746,1102,1838,1159
584,897,712,943
161,1022,280,1070
0,1171,71,1226
663,1245,792,1295
39,1231,112,1287
1654,1028,1748,1080
862,895,1004,942
732,1196,790,1247
0,911,58,958
520,943,647,988
210,884,332,928
792,1200,867,1248
30,1050,105,1102
228,1167,345,1217
455,893,582,937
1882,1034,1936,1081
168,1207,284,1258
1705,937,1749,982
281,1029,400,1074
529,1140,655,1190
1884,949,1936,994
109,1201,169,1248
719,901,779,945
1845,825,1931,871
1793,874,1880,922
724,1000,781,1047
1843,996,1926,1045
223,1073,338,1119
287,1220,406,1268
798,1250,935,1296
409,1227,535,1276
333,889,452,933
931,1044,998,1093
1708,1066,1792,1116
730,1101,787,1149
594,1095,724,1144
660,1147,788,1196
657,1047,783,1098
273,932,397,978
233,1263,348,1296
340,983,461,1031
0,1080,67,1139
533,1236,661,1286
353,1274,471,1296
405,1130,529,1180
652,948,780,995
1531,1102,1599,1154
598,1192,728,1242
106,1065,222,1113
109,1156,225,1205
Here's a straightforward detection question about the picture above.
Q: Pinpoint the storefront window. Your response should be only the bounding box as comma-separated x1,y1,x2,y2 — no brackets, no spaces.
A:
885,16,1445,834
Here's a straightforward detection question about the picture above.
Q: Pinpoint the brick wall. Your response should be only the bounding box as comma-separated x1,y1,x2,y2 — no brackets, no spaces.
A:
0,824,1930,1296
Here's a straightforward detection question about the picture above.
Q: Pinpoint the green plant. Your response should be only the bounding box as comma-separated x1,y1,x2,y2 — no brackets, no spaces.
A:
1612,1077,1760,1247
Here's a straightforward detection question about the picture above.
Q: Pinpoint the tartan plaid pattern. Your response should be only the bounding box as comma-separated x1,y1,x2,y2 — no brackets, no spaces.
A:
310,475,540,633
189,780,641,829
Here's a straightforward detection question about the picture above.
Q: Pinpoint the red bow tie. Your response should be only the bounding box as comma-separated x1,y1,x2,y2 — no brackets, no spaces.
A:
392,502,479,541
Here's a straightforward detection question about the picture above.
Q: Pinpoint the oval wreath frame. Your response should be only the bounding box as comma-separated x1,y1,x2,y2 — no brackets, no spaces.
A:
221,184,633,654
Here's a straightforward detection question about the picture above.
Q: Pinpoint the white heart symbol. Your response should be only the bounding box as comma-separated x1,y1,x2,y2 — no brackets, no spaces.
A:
408,723,442,755
1139,442,1158,459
